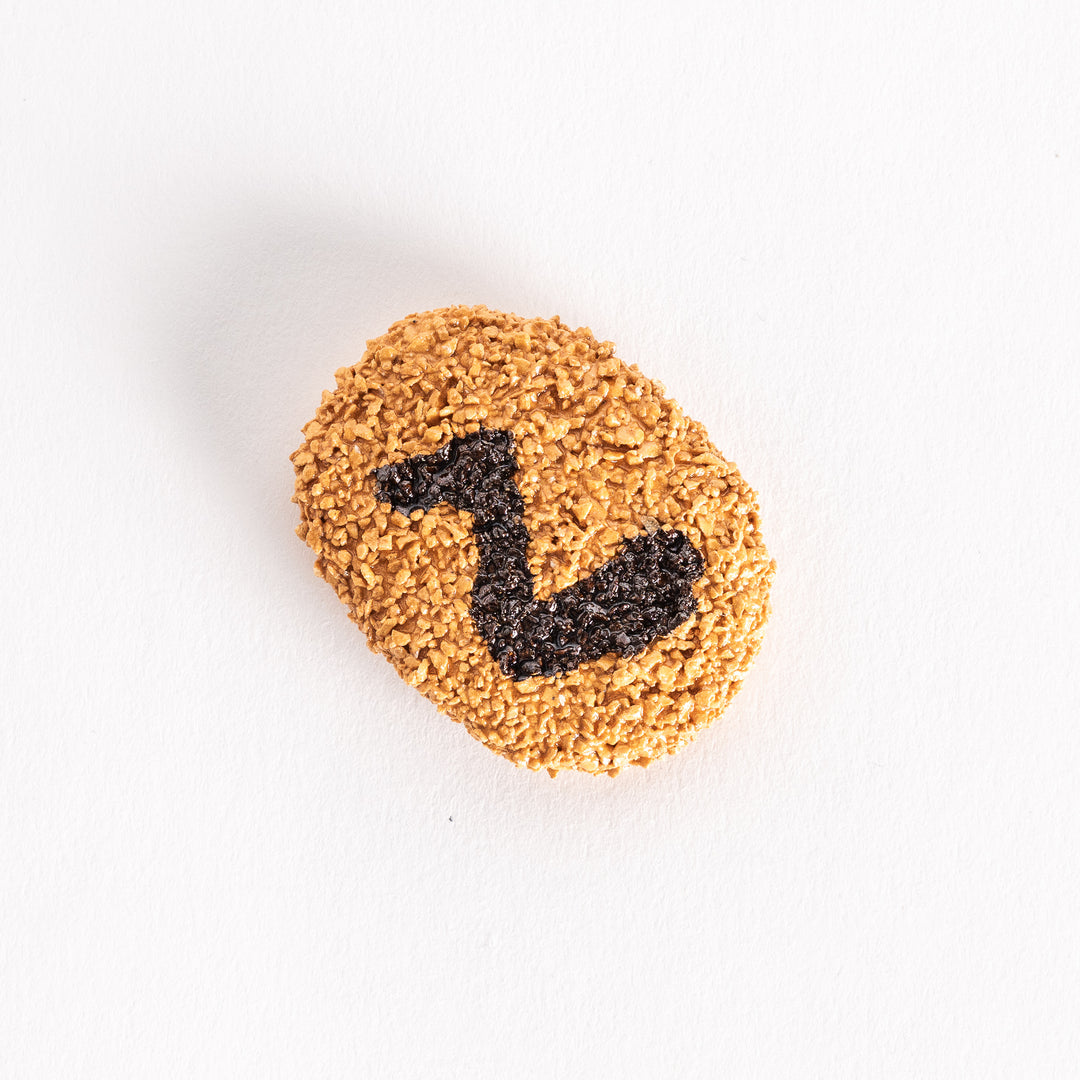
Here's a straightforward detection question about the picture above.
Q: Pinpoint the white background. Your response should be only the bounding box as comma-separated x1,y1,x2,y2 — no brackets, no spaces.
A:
3,2,1078,1076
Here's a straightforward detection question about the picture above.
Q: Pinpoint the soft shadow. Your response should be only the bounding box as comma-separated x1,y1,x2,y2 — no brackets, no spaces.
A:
146,203,520,547
136,199,545,780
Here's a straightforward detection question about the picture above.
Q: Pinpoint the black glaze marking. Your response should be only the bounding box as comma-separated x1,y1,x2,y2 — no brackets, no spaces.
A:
372,427,705,681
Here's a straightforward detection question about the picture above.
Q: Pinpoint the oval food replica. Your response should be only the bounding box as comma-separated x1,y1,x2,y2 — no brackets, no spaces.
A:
291,306,773,775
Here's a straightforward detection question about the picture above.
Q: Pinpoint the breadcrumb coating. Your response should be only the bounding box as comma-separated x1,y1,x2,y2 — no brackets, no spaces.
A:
291,306,773,775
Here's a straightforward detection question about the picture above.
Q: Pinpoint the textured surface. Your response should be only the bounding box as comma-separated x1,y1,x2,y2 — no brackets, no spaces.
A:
292,306,774,774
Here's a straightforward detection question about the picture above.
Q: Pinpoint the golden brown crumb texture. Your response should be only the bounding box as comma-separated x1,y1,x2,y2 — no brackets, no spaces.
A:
291,306,774,775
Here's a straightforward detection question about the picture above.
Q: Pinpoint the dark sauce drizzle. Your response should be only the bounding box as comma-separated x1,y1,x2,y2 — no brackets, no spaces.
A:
372,427,705,681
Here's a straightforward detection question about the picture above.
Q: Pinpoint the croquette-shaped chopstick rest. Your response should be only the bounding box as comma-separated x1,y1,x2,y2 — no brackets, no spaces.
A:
291,306,773,775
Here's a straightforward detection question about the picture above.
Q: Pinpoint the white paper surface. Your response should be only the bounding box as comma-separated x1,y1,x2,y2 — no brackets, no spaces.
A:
3,2,1079,1076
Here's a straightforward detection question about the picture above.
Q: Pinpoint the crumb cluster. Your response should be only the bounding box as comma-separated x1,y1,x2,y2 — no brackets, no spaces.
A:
292,306,774,775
